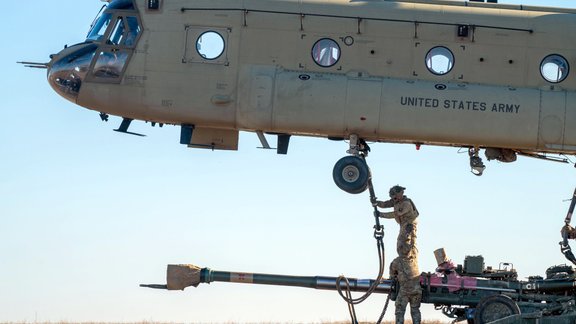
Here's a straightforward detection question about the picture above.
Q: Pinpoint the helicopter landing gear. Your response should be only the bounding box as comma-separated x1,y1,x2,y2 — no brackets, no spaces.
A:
333,156,369,194
333,134,370,194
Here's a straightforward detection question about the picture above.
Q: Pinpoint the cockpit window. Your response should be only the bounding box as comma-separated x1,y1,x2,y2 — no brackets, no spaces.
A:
108,18,126,46
93,50,130,79
106,16,141,47
87,13,112,42
84,0,139,83
125,17,141,47
86,0,138,43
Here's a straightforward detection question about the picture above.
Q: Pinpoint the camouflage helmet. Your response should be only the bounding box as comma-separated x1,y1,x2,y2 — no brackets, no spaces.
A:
389,185,406,197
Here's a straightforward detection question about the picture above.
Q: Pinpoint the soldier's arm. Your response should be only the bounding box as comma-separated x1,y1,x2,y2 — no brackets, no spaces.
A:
379,212,395,219
376,199,394,208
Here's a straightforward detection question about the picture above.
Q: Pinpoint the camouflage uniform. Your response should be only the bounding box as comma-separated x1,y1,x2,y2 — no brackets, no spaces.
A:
375,186,421,323
377,195,419,258
390,256,422,324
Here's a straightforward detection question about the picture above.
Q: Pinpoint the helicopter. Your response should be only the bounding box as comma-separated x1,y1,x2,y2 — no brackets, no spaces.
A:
26,0,576,194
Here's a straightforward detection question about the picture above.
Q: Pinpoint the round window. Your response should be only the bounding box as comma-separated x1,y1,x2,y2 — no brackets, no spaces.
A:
425,46,454,75
196,31,225,60
541,54,569,83
312,38,340,67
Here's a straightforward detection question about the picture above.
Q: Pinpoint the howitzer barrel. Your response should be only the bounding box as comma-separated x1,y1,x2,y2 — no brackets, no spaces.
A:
204,269,393,293
140,264,393,293
522,279,576,293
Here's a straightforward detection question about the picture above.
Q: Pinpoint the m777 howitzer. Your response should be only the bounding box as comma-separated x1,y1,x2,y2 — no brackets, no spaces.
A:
142,256,576,324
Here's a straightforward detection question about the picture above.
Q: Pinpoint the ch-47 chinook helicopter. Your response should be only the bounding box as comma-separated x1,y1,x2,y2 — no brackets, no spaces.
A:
26,0,576,193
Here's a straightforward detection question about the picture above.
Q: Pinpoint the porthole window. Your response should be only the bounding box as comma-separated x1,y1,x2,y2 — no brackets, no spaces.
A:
312,38,340,67
196,31,225,60
425,46,454,75
541,54,569,83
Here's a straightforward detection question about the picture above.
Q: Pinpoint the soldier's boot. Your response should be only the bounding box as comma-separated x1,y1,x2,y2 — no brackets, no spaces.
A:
410,306,421,324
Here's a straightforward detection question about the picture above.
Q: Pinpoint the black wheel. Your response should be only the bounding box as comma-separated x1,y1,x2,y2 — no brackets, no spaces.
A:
333,156,369,194
474,295,520,324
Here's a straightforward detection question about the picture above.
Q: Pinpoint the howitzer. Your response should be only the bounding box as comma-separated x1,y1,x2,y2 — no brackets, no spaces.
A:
142,258,576,324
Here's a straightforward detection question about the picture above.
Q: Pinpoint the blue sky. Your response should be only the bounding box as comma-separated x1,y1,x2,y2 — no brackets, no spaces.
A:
2,0,576,322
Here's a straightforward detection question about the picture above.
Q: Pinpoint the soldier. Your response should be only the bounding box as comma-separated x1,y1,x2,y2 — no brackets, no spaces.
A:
372,185,419,258
390,256,422,324
374,185,421,323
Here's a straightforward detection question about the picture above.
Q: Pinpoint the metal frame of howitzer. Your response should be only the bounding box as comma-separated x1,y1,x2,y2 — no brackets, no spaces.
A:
141,264,576,323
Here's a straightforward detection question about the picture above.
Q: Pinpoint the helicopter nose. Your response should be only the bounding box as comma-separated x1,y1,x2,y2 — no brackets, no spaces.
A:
47,43,97,103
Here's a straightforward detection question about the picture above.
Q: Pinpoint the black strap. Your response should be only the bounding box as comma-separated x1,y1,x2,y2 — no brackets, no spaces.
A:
560,187,576,265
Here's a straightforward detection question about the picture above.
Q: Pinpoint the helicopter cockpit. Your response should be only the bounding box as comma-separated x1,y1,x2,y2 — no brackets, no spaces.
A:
87,0,140,46
47,0,141,103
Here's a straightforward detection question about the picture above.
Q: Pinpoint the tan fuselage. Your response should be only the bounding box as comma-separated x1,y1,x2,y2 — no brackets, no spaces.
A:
73,0,576,152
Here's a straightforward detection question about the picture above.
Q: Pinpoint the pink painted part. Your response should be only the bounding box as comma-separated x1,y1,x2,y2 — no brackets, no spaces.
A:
425,272,478,293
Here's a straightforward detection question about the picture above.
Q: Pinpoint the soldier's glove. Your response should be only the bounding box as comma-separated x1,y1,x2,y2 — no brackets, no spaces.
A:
562,225,576,240
370,197,378,207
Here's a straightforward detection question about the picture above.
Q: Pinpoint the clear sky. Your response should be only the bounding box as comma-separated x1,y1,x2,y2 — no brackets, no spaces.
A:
2,0,576,323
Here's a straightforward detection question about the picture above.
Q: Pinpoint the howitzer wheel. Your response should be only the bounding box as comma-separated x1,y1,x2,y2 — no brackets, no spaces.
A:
474,295,520,324
333,156,369,194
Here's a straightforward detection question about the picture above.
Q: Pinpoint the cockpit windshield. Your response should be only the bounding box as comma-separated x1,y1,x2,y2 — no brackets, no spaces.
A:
87,12,112,42
105,16,141,46
86,0,137,43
